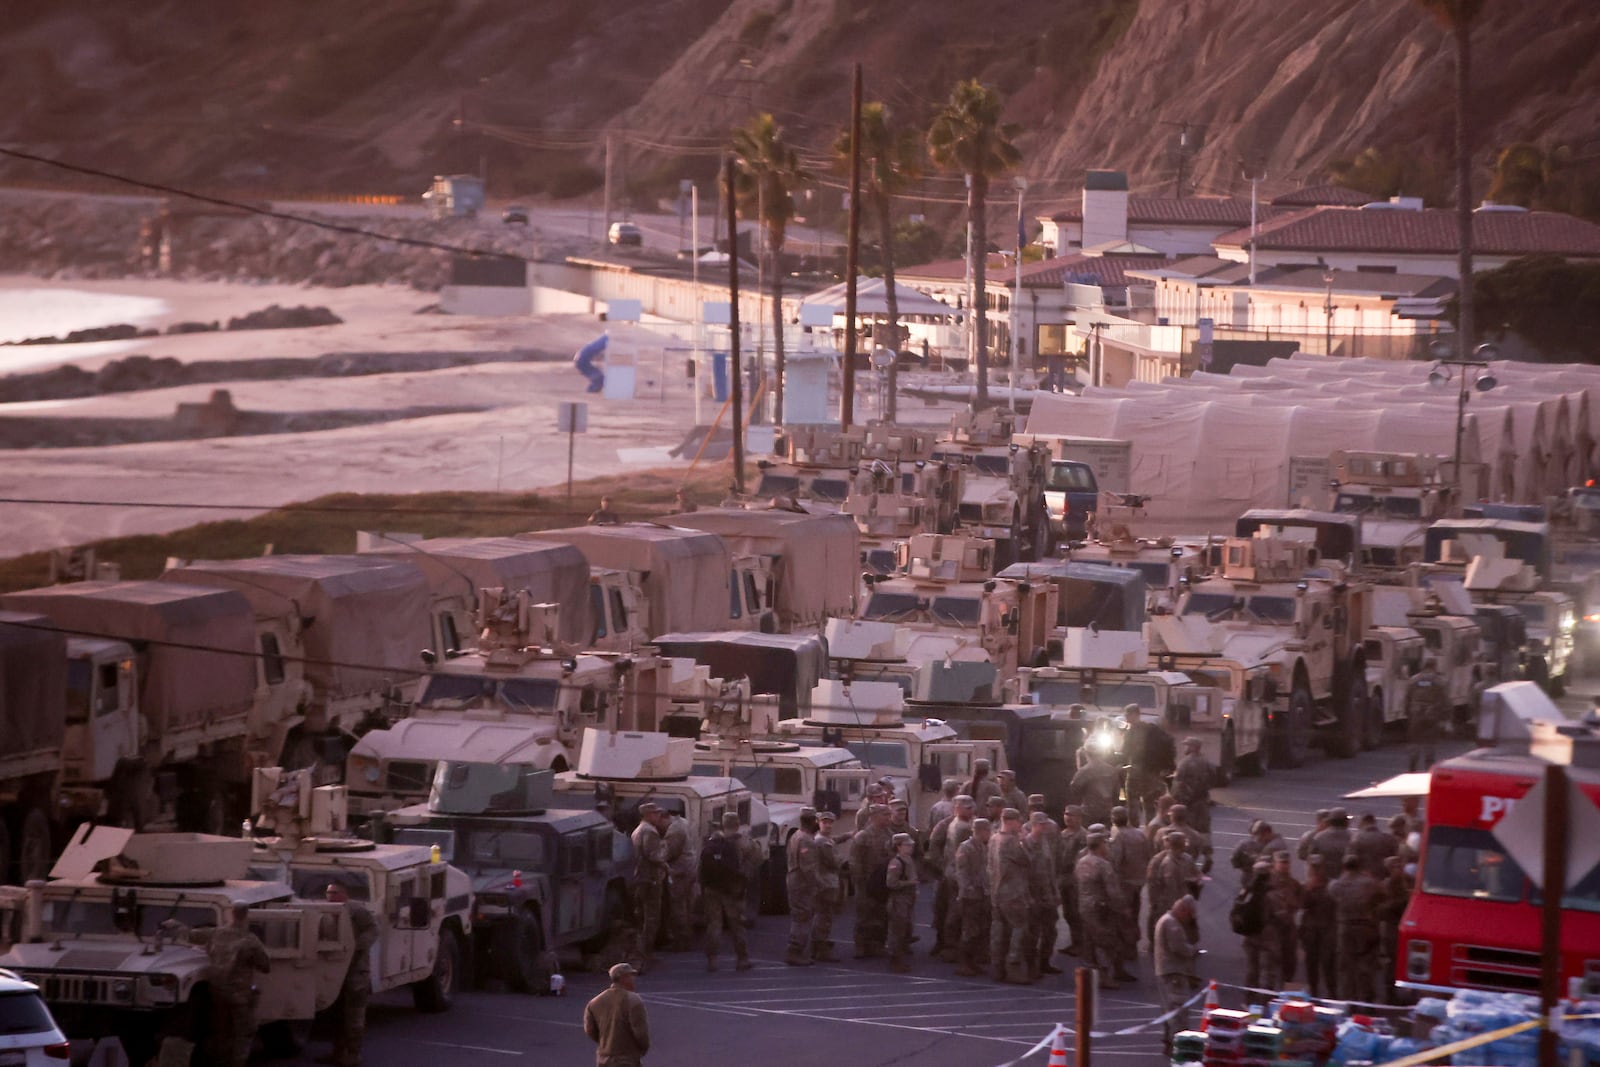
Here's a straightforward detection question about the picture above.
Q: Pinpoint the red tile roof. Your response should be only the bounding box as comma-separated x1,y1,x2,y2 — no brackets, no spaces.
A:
1213,206,1600,257
1020,253,1168,289
897,253,1011,282
1270,183,1373,208
1049,196,1276,227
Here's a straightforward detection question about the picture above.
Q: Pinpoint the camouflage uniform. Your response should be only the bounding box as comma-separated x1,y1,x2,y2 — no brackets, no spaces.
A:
965,764,1002,809
786,826,822,963
929,813,973,957
1123,719,1176,825
1057,816,1088,954
1376,862,1412,1004
1153,907,1201,1044
1171,749,1215,834
953,829,992,975
661,814,698,948
998,782,1028,814
1144,845,1199,947
1350,822,1399,879
885,847,918,972
702,826,752,971
988,821,1034,984
1024,828,1060,980
1154,816,1213,874
1298,867,1338,998
850,818,894,958
187,923,271,1067
630,817,668,963
1109,823,1152,958
1329,864,1382,1003
812,820,843,961
1406,666,1447,772
1308,818,1353,873
1075,846,1124,985
330,901,379,1066
1242,865,1301,993
1068,756,1121,828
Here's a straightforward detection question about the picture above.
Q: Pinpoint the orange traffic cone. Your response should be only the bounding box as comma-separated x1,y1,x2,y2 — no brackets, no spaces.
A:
1199,980,1220,1030
1046,1025,1069,1067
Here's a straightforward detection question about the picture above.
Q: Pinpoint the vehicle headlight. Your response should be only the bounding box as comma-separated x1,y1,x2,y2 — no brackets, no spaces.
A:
1406,939,1432,980
348,755,381,786
111,978,134,1002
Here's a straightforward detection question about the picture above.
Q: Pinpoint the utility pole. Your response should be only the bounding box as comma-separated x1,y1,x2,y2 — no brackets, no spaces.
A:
726,158,745,493
1011,176,1026,413
1241,160,1266,286
601,133,614,250
841,62,863,430
1322,270,1337,356
1165,121,1204,199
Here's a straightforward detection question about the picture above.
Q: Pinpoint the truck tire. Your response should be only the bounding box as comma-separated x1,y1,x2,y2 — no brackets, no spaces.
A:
18,809,51,884
413,927,462,1013
1327,670,1364,760
504,908,546,994
1272,686,1313,769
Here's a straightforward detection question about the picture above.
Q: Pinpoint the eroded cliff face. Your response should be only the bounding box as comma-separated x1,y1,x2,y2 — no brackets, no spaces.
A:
0,0,1593,202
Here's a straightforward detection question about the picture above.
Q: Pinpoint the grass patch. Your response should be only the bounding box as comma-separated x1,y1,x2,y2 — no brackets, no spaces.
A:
0,465,745,593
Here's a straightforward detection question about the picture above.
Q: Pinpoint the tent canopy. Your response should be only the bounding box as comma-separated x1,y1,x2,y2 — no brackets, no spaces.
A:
799,277,951,318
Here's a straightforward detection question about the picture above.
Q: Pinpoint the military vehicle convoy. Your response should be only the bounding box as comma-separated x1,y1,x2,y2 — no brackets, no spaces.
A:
933,409,1052,566
385,762,631,992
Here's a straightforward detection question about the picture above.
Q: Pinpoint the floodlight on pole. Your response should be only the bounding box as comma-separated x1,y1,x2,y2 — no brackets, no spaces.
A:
1429,339,1499,511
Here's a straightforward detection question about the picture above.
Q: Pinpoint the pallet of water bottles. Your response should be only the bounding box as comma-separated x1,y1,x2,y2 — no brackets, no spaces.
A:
1170,985,1600,1067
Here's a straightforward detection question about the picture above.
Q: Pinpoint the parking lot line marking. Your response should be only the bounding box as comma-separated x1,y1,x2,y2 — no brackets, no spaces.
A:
638,993,1043,1047
417,1039,522,1056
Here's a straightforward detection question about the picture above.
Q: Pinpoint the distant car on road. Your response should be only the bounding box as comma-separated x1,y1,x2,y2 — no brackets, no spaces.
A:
608,221,643,246
502,205,530,225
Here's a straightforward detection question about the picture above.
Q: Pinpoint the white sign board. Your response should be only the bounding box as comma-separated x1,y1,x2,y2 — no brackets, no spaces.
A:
605,298,642,323
702,301,732,326
1491,771,1600,891
557,401,588,434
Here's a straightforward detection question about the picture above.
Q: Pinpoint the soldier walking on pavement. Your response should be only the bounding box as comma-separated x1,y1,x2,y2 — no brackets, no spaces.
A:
660,811,698,950
1025,813,1064,979
1298,857,1337,999
812,811,844,962
629,803,669,970
953,818,993,976
1077,832,1134,987
885,833,919,973
1122,704,1176,826
1171,737,1216,835
162,902,271,1067
989,808,1035,984
1406,657,1447,772
1232,820,1288,875
584,962,650,1066
1109,806,1152,957
1145,832,1200,948
851,804,895,959
321,884,379,1067
1155,896,1202,1051
786,809,823,966
1330,854,1382,1003
700,812,754,972
1056,806,1088,957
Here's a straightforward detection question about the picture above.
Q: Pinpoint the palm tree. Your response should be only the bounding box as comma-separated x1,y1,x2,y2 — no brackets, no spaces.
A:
833,101,922,420
1417,0,1486,359
733,113,807,423
929,80,1021,408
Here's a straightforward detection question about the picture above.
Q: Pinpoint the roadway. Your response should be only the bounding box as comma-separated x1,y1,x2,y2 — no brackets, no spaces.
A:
303,717,1541,1067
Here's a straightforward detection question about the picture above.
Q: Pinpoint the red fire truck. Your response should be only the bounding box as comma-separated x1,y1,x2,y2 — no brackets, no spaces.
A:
1397,749,1600,996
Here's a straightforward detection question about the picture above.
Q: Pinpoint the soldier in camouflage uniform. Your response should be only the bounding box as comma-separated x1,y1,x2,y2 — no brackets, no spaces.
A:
1144,831,1200,948
1376,855,1412,1004
929,795,976,960
885,833,919,973
1298,856,1338,998
629,803,669,970
1406,658,1447,772
1076,833,1131,987
965,759,1002,808
851,805,895,959
786,809,822,966
1056,805,1089,957
996,769,1028,814
1308,808,1354,873
324,882,380,1066
661,811,698,950
165,902,270,1067
1350,812,1399,878
701,812,754,972
812,811,843,962
1109,806,1152,959
1025,813,1064,979
1154,804,1213,874
1068,748,1121,828
1171,737,1215,835
928,778,960,828
953,818,993,976
988,808,1034,984
1146,793,1178,838
1329,853,1382,1002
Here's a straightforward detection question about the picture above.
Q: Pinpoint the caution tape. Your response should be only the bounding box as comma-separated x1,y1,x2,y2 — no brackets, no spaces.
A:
993,983,1213,1065
1373,1017,1542,1067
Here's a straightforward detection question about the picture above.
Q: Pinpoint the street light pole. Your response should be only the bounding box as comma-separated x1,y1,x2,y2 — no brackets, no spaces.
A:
1011,176,1026,414
1429,339,1500,509
1322,270,1337,356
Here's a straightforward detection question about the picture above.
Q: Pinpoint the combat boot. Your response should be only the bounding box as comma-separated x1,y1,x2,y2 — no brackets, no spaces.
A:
889,955,911,974
735,955,754,971
1004,959,1035,985
785,943,814,967
1041,959,1064,975
811,942,838,963
706,956,718,972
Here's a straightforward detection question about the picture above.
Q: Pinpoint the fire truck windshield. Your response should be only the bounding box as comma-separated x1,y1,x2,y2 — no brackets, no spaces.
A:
1420,826,1530,903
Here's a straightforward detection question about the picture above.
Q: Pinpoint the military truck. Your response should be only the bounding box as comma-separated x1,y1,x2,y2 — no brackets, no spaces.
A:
755,423,867,506
345,590,669,819
1329,450,1455,522
1361,625,1428,750
0,825,354,1062
0,580,311,848
1060,494,1205,611
384,762,631,991
245,767,472,1013
934,408,1051,566
1154,531,1372,767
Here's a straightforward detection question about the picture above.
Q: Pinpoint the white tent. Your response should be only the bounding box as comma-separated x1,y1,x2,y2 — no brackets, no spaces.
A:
798,277,952,318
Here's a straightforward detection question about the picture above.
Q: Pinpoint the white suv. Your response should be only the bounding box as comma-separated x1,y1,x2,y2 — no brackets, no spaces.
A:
0,972,67,1063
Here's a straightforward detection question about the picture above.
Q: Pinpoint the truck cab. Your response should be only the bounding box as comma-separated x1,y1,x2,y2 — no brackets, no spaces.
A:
385,762,630,991
1330,450,1454,522
934,409,1051,565
1362,625,1427,741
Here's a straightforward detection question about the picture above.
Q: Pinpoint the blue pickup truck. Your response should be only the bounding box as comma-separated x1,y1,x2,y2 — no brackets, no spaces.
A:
1045,459,1100,540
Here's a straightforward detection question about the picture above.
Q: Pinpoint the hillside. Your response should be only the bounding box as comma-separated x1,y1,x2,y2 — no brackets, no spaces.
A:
1,0,1596,208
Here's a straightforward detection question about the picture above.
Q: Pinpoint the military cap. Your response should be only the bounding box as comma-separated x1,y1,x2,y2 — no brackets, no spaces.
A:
1165,831,1188,846
1064,804,1085,817
1123,703,1142,715
1029,811,1051,825
1087,823,1108,835
1328,807,1350,823
637,802,660,815
1086,832,1109,847
974,758,991,770
1248,819,1265,834
997,768,1016,780
954,793,975,805
1000,807,1023,821
1358,812,1377,826
1387,814,1408,830
1168,803,1188,817
892,833,914,848
1314,808,1331,821
1182,736,1202,749
609,962,639,980
889,798,909,809
1252,860,1272,873
1255,821,1274,836
1028,793,1047,806
1111,805,1128,818
721,811,741,827
972,818,991,831
868,803,890,816
818,811,838,823
799,806,816,818
985,795,1005,809
1273,850,1291,862
1067,703,1087,715
867,783,887,796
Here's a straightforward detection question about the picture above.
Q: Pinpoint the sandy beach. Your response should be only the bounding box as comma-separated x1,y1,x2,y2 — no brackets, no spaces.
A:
0,277,705,556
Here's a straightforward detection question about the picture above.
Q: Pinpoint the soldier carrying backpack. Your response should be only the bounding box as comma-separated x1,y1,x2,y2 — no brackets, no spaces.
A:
700,813,754,972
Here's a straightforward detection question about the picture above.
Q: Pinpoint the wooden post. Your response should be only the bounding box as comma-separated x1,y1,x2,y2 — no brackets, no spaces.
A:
841,62,863,429
1075,966,1094,1067
726,158,745,494
1540,764,1568,1067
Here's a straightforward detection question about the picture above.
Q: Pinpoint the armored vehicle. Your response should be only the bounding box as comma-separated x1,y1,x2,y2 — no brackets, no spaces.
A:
1060,494,1204,611
385,763,631,992
1329,451,1455,522
933,409,1051,566
0,826,353,1062
1361,625,1428,749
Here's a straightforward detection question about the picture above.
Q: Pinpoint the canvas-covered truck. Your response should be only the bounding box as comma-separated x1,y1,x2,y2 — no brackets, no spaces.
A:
364,536,593,652
162,554,433,735
0,580,305,840
0,826,355,1063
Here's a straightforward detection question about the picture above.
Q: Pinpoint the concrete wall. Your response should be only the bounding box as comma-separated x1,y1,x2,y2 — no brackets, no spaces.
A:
440,285,530,316
531,286,597,315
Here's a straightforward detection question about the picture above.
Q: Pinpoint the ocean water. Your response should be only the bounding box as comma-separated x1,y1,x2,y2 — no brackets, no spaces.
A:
0,288,170,374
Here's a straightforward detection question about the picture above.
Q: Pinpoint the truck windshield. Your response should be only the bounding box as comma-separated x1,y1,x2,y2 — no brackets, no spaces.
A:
1047,463,1096,491
844,741,909,769
1513,602,1547,624
811,478,849,503
863,592,921,621
756,473,801,497
464,830,546,868
1127,562,1172,588
65,659,92,722
41,898,220,939
929,596,981,626
973,455,1010,477
1031,679,1157,711
418,674,560,711
1420,826,1530,903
